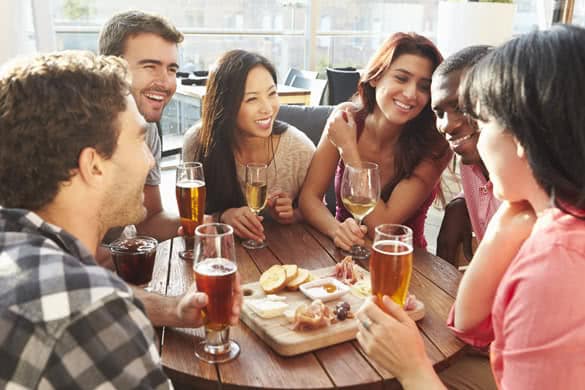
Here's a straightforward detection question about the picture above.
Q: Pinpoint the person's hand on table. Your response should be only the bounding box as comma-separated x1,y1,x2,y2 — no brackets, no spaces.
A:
332,218,367,251
267,190,296,224
221,206,265,242
176,272,243,328
356,296,445,389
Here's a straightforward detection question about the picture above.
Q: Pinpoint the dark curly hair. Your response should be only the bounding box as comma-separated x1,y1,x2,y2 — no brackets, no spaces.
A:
0,51,131,210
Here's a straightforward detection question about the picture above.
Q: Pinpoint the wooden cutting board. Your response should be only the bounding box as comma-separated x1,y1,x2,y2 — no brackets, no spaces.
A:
240,265,367,357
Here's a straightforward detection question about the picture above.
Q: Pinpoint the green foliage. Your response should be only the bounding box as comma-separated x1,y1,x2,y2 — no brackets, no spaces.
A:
63,0,90,20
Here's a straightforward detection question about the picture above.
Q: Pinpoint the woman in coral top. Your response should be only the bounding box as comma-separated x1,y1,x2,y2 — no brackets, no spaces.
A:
355,24,585,389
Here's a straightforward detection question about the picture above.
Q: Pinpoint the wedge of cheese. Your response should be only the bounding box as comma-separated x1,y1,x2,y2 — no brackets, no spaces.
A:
247,296,289,319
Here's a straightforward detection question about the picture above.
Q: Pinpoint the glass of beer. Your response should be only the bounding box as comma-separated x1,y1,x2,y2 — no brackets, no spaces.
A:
370,224,413,308
176,162,206,260
340,161,380,260
109,236,158,289
242,163,268,249
193,223,240,363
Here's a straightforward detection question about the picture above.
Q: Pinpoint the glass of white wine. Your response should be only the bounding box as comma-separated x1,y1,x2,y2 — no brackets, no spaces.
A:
340,161,380,260
242,163,268,249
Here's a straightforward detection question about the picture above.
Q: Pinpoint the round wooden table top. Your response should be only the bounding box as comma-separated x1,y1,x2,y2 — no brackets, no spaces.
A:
149,221,464,389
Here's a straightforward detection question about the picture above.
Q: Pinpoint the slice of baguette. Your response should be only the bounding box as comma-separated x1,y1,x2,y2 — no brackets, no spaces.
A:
260,265,287,293
285,268,310,291
282,264,299,283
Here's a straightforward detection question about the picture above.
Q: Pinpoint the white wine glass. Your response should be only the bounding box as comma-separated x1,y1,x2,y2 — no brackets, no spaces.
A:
242,163,268,249
193,223,240,363
340,161,380,260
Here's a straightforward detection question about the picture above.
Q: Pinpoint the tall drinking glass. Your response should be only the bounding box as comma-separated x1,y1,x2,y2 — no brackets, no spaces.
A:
370,224,413,308
193,223,240,363
340,161,380,260
242,163,268,249
176,162,206,260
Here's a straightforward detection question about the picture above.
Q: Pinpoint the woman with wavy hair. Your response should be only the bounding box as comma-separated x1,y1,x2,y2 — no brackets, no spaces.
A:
300,32,451,250
183,50,315,241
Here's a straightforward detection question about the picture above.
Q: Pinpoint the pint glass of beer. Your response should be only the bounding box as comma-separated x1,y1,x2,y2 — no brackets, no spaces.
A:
176,162,206,260
370,224,413,307
193,223,240,363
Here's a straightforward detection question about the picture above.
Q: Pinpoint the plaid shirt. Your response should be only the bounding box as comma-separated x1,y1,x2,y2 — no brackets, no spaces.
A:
0,208,172,389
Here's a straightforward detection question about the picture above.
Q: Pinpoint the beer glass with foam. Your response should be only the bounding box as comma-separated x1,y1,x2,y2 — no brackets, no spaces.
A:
242,163,268,249
176,162,206,260
340,161,380,260
193,223,240,363
370,224,413,307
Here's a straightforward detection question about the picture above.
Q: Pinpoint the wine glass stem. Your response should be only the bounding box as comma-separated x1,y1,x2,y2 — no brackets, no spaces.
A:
256,211,263,242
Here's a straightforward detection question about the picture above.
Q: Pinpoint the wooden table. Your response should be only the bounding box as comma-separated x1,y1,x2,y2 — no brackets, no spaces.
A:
176,83,311,107
151,221,464,389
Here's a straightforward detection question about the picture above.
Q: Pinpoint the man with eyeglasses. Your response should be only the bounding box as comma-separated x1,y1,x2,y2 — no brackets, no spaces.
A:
431,45,502,266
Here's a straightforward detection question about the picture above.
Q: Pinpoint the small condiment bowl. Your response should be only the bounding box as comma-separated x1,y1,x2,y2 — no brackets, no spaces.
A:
299,277,349,302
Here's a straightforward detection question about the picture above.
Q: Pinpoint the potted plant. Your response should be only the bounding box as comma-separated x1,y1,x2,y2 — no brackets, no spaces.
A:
437,0,516,57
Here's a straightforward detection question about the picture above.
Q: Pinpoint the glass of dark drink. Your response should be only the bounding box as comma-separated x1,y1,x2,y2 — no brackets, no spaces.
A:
193,223,240,363
109,236,158,289
176,161,206,260
370,224,413,308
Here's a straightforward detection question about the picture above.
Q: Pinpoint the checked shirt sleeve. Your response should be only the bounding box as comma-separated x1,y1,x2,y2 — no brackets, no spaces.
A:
39,293,172,389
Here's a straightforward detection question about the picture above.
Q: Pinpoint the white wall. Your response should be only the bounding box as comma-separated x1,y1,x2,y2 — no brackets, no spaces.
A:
0,0,37,66
437,2,516,58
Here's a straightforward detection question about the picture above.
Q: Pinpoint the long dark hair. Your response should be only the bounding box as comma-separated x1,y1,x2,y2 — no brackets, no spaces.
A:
356,32,449,197
461,24,585,212
189,49,287,213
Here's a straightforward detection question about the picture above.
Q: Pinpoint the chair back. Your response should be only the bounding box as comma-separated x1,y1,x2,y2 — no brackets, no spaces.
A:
276,105,337,214
326,68,360,105
291,75,328,106
284,68,318,86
